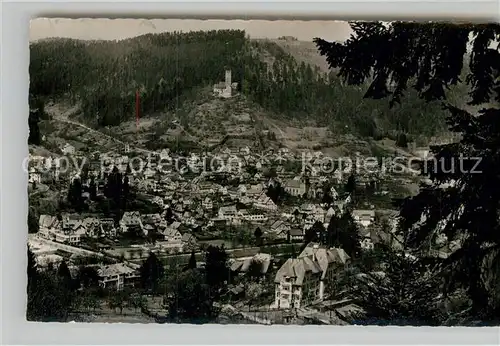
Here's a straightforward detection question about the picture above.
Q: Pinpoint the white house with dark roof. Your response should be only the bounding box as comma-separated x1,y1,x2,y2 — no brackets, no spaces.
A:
98,263,140,291
39,214,86,245
202,197,213,210
61,143,76,155
119,211,143,234
270,220,291,239
272,243,349,309
284,179,307,197
352,209,376,228
218,205,237,220
253,193,278,211
159,221,183,245
230,253,272,276
38,215,61,241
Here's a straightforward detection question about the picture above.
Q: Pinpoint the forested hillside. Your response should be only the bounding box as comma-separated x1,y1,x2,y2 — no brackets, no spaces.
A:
29,29,454,141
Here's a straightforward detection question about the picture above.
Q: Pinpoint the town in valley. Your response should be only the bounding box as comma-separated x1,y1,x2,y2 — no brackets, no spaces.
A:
26,19,500,325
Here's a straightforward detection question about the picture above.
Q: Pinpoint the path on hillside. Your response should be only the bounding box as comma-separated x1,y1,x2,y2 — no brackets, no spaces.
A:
46,103,271,156
45,104,156,155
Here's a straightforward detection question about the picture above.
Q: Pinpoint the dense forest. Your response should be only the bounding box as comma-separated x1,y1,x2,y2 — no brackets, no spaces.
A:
315,21,500,324
29,29,454,139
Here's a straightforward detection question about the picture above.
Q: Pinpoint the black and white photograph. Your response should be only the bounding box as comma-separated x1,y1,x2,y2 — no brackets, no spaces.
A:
26,18,500,326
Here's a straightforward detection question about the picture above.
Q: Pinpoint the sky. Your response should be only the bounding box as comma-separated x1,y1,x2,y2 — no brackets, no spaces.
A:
29,18,353,42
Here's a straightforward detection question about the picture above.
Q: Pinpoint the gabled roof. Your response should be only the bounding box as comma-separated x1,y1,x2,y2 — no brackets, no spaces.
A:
219,206,237,214
274,257,322,285
181,233,196,242
297,243,350,279
231,253,271,274
121,211,142,224
286,179,303,188
352,209,376,219
169,221,181,229
289,228,303,237
270,220,285,230
161,228,181,238
142,213,162,224
98,263,137,278
39,215,60,229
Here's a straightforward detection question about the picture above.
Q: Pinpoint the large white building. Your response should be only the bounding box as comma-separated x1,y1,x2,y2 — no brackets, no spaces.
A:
272,243,350,309
98,263,140,291
284,179,307,197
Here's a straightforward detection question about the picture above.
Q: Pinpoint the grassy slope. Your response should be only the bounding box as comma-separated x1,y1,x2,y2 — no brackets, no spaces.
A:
257,38,332,73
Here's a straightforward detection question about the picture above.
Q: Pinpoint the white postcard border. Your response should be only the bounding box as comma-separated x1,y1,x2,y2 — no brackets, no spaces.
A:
2,1,500,344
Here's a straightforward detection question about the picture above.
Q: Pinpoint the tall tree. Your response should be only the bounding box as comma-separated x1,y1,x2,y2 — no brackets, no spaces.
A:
204,245,229,294
27,248,75,321
57,260,73,288
348,246,445,326
327,212,361,257
76,266,100,289
311,220,327,243
88,176,97,200
395,133,409,148
140,252,165,293
254,227,263,246
67,178,84,211
165,207,174,225
28,94,44,145
315,21,500,320
167,269,219,324
27,207,39,234
27,246,38,284
247,259,264,280
303,226,318,245
187,250,197,270
345,174,356,194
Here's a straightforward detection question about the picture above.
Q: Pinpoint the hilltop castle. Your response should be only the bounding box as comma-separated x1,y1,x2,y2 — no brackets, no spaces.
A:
213,69,238,99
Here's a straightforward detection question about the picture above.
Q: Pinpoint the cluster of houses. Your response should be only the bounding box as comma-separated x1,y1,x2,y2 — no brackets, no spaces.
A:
226,243,351,310
29,128,412,312
37,211,196,254
32,138,402,257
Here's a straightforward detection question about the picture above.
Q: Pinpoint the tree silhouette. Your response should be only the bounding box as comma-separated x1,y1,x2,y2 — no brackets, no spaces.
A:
348,245,445,326
345,174,356,194
303,226,318,245
28,94,44,145
27,208,39,234
27,248,75,321
326,212,361,257
167,269,219,324
140,252,165,293
187,250,197,270
76,266,100,289
27,247,38,284
247,259,264,280
315,21,500,321
57,260,73,288
311,221,327,243
395,133,409,148
67,178,84,211
254,227,263,246
165,207,174,225
88,176,97,200
204,245,229,294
